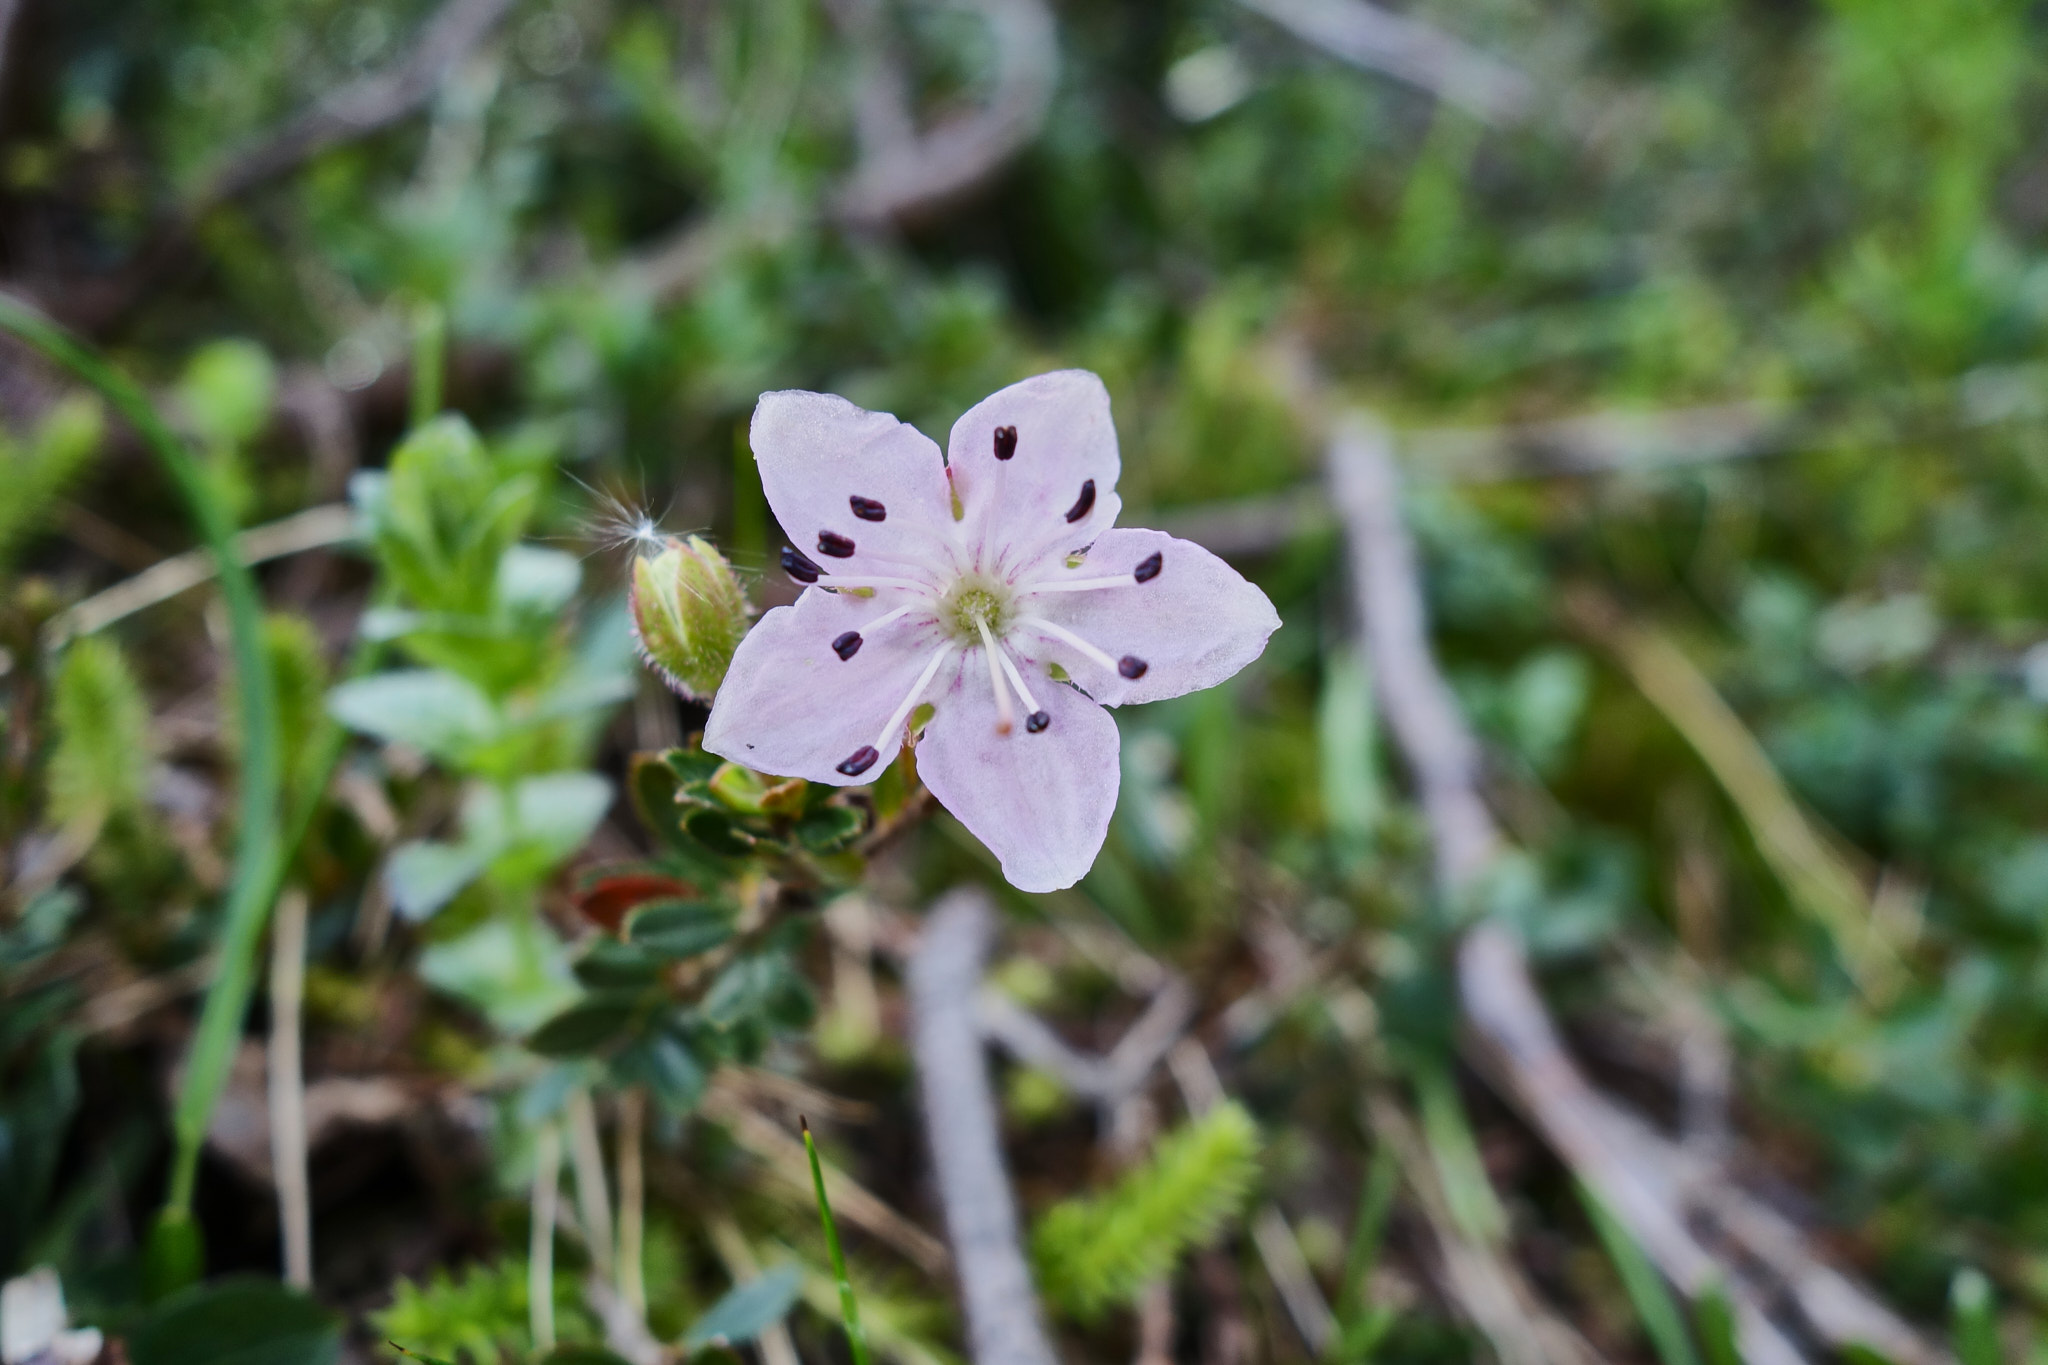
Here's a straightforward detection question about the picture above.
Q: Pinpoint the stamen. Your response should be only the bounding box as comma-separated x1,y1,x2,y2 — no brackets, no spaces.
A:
833,631,863,660
850,495,887,522
994,425,1018,461
1134,551,1163,583
1019,615,1120,674
859,601,923,634
818,531,857,558
815,574,939,594
1064,479,1096,523
1119,655,1149,679
1023,574,1141,595
994,645,1050,735
782,545,822,583
867,645,955,756
837,746,880,777
973,617,1015,734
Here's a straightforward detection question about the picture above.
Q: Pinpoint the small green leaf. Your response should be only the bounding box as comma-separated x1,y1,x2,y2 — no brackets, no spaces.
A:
528,993,647,1057
129,1278,340,1365
628,899,735,959
574,940,665,988
681,1265,804,1351
684,809,757,857
327,670,500,761
539,1348,634,1365
703,956,787,1029
496,544,582,616
614,1028,707,1111
795,805,866,854
385,840,487,922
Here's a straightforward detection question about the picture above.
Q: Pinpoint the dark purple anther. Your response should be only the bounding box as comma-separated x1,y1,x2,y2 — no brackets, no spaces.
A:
1025,710,1051,733
1133,551,1163,583
833,631,863,660
850,495,887,522
782,545,822,582
1118,655,1148,679
818,531,856,558
1064,479,1096,523
994,425,1018,461
836,746,880,777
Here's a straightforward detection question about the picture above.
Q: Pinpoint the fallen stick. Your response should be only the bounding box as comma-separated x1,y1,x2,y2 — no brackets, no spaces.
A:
975,975,1193,1104
46,503,357,647
1325,409,1860,1365
1237,0,1537,126
909,889,1062,1365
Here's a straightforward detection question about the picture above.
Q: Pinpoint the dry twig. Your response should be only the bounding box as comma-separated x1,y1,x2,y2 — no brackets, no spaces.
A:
910,888,1062,1365
1327,405,1952,1365
1238,0,1537,126
46,503,358,647
834,0,1060,227
266,889,312,1290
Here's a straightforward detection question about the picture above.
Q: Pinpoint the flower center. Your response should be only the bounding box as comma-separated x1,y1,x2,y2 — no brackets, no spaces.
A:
941,575,1013,644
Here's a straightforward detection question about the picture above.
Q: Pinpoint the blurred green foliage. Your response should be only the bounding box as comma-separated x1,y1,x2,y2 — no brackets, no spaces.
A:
13,0,2048,1357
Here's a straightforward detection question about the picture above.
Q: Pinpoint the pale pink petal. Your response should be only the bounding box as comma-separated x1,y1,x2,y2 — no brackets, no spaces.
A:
752,390,962,580
1012,529,1280,707
704,587,947,785
916,663,1120,893
946,370,1122,576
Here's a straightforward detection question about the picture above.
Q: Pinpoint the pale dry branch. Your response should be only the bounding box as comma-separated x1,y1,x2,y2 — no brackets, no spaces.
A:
193,0,519,213
974,974,1194,1105
566,1089,616,1279
910,888,1062,1365
47,503,358,647
1364,1091,1606,1365
1563,587,1902,999
834,0,1060,227
1237,0,1537,126
266,889,312,1290
1326,402,1950,1365
1326,413,1497,889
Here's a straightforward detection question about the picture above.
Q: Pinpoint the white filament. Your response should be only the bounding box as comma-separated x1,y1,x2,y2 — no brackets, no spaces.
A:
871,645,955,753
1018,615,1120,674
974,617,1015,734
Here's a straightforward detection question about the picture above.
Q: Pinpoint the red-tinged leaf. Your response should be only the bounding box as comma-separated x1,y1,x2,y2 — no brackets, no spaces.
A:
574,872,695,933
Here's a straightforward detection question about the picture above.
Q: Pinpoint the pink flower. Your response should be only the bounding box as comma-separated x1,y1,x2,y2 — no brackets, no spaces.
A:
704,371,1281,892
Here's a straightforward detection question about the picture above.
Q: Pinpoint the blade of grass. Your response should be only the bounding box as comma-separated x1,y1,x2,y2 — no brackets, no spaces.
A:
1950,1268,1999,1365
1330,1141,1401,1361
1692,1282,1745,1365
1337,1141,1399,1321
802,1116,873,1365
1578,1181,1702,1365
0,294,283,1257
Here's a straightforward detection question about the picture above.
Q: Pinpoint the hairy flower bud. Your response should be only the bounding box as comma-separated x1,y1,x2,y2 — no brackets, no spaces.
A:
630,535,749,701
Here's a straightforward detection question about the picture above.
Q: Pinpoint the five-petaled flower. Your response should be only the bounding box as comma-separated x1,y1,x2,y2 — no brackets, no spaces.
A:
704,371,1281,891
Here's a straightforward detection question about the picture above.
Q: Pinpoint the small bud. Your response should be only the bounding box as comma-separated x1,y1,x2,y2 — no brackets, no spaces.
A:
631,535,749,701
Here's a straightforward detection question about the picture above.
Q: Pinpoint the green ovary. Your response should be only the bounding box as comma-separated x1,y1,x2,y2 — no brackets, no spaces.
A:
941,575,1014,643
